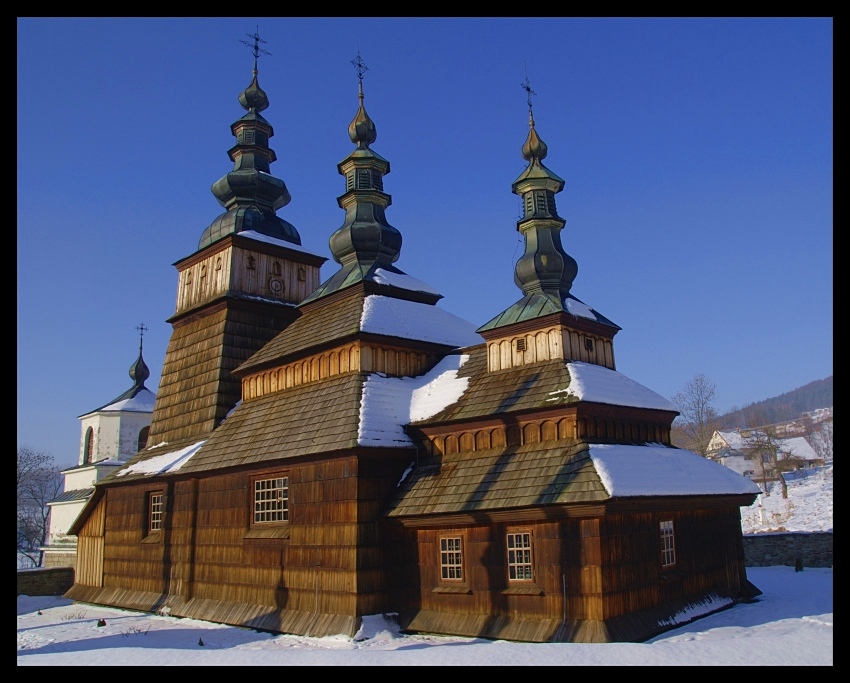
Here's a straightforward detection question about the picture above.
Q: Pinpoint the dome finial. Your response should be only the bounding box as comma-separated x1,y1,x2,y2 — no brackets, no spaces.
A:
130,323,150,388
238,26,271,113
348,47,377,148
520,67,547,163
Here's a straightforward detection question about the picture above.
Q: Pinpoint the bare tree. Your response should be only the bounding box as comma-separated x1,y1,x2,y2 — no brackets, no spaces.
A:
739,406,801,499
801,414,833,463
17,446,63,568
671,373,720,457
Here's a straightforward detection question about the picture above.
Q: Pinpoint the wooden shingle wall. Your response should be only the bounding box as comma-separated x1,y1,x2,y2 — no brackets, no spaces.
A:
148,303,297,444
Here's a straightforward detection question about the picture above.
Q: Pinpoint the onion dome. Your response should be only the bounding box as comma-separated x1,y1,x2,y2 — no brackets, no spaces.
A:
301,52,409,304
198,31,300,250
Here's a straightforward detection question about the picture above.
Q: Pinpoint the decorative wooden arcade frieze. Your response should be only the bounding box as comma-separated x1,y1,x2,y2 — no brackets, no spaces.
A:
486,325,615,373
419,416,670,457
242,342,438,400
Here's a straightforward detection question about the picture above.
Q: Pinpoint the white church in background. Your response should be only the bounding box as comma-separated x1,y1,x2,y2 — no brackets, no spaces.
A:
41,326,156,568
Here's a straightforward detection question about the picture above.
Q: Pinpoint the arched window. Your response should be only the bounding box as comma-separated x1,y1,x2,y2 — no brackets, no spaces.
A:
84,427,94,464
137,426,150,452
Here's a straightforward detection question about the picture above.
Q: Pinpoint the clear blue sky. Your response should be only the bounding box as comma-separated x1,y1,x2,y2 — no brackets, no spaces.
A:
17,17,833,467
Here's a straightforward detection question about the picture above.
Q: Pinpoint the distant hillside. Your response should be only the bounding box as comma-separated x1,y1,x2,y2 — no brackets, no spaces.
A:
719,376,833,429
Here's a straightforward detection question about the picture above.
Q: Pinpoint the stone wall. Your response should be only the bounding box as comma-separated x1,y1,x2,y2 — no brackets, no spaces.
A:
17,567,75,596
743,531,833,568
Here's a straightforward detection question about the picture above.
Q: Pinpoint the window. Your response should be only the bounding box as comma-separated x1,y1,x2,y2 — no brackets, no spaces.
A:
516,338,527,352
137,426,150,452
584,337,595,352
506,530,534,581
254,476,289,523
439,536,464,581
149,493,164,533
660,520,676,567
84,427,94,463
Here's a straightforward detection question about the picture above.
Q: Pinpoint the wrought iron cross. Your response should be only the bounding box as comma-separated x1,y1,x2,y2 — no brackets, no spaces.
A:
240,26,272,69
521,66,537,115
136,323,148,351
351,48,369,83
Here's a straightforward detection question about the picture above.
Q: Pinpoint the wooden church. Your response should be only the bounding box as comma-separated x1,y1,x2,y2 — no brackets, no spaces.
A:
66,37,762,644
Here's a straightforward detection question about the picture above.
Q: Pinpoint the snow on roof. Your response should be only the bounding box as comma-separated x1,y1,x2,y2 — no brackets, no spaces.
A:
100,389,156,413
361,295,483,348
238,229,324,258
713,431,820,461
114,441,206,477
565,297,598,321
372,268,441,296
546,361,678,412
358,355,470,447
590,443,762,496
780,436,819,461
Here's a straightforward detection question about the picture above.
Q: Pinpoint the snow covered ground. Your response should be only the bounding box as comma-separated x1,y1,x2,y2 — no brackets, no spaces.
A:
740,464,833,534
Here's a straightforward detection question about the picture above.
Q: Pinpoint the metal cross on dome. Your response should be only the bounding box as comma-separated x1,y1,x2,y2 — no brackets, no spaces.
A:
351,47,369,82
521,65,537,116
240,26,272,69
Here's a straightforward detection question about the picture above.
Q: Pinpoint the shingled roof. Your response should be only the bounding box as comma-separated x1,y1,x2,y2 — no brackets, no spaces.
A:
411,345,677,427
384,439,607,518
97,373,379,484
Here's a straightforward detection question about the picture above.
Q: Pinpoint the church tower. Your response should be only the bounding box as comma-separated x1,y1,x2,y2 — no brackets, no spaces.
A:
43,325,156,568
477,76,621,372
147,31,326,445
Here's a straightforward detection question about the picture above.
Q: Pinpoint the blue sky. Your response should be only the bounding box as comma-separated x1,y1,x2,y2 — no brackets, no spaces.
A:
17,17,832,467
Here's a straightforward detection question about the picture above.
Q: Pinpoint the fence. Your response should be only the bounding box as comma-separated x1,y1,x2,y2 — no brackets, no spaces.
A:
17,567,75,596
742,531,833,568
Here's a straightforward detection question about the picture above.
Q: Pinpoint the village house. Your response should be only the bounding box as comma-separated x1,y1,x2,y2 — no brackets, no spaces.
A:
65,38,761,644
707,429,824,483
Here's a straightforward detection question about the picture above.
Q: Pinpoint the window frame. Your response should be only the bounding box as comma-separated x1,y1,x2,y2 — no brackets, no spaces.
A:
142,489,165,542
505,528,535,583
249,472,290,528
659,519,676,568
433,531,471,594
438,534,465,583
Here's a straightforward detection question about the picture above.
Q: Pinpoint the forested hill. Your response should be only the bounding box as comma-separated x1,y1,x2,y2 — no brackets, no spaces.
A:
719,376,833,429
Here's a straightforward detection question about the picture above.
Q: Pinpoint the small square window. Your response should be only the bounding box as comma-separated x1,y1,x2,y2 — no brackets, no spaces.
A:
253,476,289,524
584,337,594,352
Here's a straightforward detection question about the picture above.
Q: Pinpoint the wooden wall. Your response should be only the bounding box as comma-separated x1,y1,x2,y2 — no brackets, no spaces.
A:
69,451,411,636
175,242,321,315
487,325,615,372
400,507,749,641
149,303,297,444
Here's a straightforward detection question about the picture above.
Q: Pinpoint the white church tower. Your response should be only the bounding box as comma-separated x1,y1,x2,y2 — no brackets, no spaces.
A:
41,325,156,568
